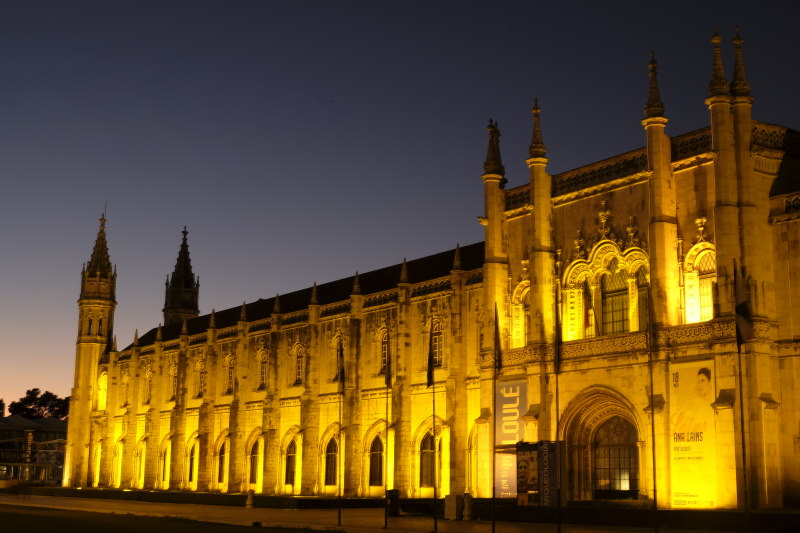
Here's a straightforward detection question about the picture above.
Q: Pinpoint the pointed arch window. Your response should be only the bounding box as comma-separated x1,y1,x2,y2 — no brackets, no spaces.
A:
285,440,297,485
369,436,384,486
249,440,260,484
380,331,390,375
601,265,629,334
294,347,305,385
98,318,103,336
431,322,443,368
419,431,436,488
96,372,108,411
636,268,649,332
324,438,338,486
697,251,716,322
258,352,268,390
86,318,93,336
217,440,227,484
593,416,639,499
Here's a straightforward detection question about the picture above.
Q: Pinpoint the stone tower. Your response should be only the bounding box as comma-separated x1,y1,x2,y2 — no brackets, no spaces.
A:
64,214,116,487
163,227,199,325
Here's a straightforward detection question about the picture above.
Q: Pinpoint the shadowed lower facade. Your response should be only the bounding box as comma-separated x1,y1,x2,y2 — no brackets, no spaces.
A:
65,34,800,510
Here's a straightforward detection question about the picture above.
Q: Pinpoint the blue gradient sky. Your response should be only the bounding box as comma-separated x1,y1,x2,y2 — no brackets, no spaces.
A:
1,1,797,406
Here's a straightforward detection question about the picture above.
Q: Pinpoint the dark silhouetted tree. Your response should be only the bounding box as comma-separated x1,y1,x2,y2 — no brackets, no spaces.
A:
8,388,69,419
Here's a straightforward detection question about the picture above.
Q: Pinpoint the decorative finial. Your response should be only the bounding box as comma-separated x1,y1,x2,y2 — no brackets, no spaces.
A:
695,216,708,243
625,216,641,249
528,99,547,158
452,243,462,271
352,272,361,295
574,229,587,260
209,309,216,328
133,329,139,346
273,294,281,314
156,323,163,342
731,28,751,97
709,30,728,97
239,301,247,322
597,200,612,240
112,335,117,352
399,258,409,284
310,282,318,305
483,119,505,176
644,51,665,118
181,318,188,336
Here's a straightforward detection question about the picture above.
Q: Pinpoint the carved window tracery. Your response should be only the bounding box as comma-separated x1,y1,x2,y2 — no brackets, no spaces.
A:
683,242,717,324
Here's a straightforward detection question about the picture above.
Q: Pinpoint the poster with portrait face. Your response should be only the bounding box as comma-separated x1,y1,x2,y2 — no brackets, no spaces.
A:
669,360,717,508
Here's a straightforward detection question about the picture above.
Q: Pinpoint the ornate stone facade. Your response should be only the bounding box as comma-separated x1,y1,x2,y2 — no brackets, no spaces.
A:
65,35,800,510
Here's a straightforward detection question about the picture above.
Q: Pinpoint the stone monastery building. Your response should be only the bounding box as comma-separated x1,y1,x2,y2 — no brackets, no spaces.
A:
65,34,800,509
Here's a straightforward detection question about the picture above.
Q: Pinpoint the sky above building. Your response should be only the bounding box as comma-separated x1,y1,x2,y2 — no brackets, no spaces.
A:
0,0,797,406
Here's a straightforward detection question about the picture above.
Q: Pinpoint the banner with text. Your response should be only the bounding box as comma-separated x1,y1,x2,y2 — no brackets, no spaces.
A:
494,379,527,497
669,360,717,508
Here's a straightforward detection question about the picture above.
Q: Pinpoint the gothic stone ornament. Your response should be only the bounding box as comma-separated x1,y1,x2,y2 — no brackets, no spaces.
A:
695,216,708,243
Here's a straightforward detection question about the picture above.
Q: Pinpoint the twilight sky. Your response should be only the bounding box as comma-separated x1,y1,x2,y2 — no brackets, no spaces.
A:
1,0,798,407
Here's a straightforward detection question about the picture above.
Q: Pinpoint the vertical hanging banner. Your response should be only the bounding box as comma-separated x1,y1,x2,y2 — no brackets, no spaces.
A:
669,361,717,508
495,379,527,497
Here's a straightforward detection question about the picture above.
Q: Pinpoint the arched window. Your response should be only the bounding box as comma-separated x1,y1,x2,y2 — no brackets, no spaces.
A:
593,416,639,499
295,347,305,385
259,354,267,390
96,372,108,411
86,318,93,336
419,431,435,488
380,331,390,375
249,441,260,484
188,441,197,484
98,318,103,336
431,322,443,368
226,364,234,394
697,251,716,322
601,264,629,334
285,440,296,485
369,436,384,486
636,268,649,332
217,441,226,484
324,438,338,486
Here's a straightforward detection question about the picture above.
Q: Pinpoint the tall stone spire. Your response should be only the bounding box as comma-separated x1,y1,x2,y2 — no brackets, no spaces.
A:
644,52,665,118
730,29,751,97
528,99,547,158
163,227,200,326
483,119,505,177
85,214,113,280
709,31,729,97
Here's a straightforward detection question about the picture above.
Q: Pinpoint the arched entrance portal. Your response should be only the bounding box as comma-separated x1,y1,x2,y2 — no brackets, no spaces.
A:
561,386,643,502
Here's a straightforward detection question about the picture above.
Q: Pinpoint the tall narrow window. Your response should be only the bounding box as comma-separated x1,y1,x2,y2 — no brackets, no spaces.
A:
380,331,390,375
431,323,443,367
249,441,259,484
324,438,338,486
601,266,629,334
217,441,226,484
170,368,178,401
295,347,305,385
98,318,103,336
369,436,384,486
86,318,93,336
96,373,108,411
198,370,206,398
636,268,649,332
697,251,716,322
259,357,267,389
188,442,196,483
420,431,435,487
285,440,296,485
226,365,234,394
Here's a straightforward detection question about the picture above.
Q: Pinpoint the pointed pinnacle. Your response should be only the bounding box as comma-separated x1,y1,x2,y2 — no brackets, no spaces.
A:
352,272,361,295
112,335,117,352
310,282,319,305
528,99,547,157
156,324,163,341
483,119,505,175
452,243,462,271
273,294,281,314
133,329,139,346
209,309,216,329
239,301,247,322
709,31,729,97
86,213,113,278
644,51,665,118
399,258,409,284
731,28,751,97
181,318,188,336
